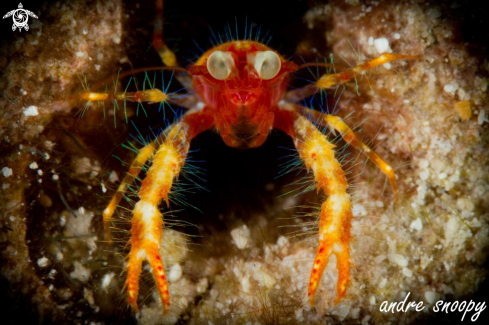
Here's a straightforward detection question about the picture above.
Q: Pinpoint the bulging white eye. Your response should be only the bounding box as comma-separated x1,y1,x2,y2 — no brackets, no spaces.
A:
206,51,235,80
248,51,282,80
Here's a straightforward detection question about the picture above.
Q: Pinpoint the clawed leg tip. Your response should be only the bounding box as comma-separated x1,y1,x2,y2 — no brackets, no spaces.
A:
130,305,140,314
162,304,171,316
334,291,347,305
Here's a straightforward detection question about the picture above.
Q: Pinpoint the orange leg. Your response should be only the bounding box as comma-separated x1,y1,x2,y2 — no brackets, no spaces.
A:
102,141,158,243
73,87,173,124
75,78,202,117
316,53,419,89
126,202,170,313
153,0,177,67
284,53,419,103
300,106,398,201
152,0,193,89
274,106,353,306
106,108,213,314
77,88,168,103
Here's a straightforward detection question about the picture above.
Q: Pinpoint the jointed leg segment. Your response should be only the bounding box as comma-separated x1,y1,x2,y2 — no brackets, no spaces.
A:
293,116,353,305
275,101,398,306
103,108,213,315
316,53,419,89
275,108,353,306
103,141,158,243
153,0,193,89
284,53,419,103
153,0,177,67
301,106,398,201
125,121,191,314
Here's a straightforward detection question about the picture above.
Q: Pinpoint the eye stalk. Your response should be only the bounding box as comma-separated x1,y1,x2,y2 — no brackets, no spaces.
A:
206,51,235,80
248,51,282,80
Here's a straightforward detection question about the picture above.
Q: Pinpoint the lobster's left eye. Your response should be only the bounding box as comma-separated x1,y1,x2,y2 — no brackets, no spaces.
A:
248,51,281,80
206,51,235,80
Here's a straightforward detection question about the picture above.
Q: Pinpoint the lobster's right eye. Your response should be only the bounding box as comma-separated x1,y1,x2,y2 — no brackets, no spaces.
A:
247,51,282,80
206,51,235,80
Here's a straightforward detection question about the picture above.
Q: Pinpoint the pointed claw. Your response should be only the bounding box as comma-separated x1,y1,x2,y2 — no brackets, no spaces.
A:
307,241,333,306
126,247,143,313
333,242,350,305
147,247,171,315
125,202,169,314
125,215,145,313
308,239,351,306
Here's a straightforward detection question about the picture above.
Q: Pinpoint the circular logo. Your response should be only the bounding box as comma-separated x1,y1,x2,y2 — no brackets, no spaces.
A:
13,10,28,27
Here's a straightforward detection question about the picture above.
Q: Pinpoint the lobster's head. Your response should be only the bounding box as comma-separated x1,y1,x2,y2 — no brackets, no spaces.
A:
191,41,297,148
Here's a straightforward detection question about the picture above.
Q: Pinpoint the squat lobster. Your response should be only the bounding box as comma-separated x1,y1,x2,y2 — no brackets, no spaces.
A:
84,0,417,315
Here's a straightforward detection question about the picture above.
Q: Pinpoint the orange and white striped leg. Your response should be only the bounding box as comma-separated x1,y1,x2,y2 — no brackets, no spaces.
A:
103,142,158,243
299,106,398,201
324,114,398,201
284,54,418,103
274,108,353,306
316,53,419,89
126,202,170,313
309,193,352,305
124,108,214,315
77,88,169,106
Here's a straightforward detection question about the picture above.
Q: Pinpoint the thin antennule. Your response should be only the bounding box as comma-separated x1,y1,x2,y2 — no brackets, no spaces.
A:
297,62,348,71
91,66,190,93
